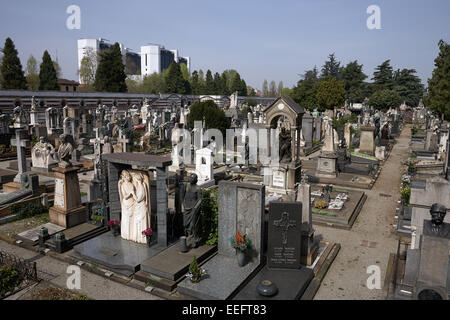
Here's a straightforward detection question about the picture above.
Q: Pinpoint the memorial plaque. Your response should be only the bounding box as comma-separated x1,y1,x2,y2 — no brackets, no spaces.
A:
272,170,285,188
268,201,302,269
54,178,65,208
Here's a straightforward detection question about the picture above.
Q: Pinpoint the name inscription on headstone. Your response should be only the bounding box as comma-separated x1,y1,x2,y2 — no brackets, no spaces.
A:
268,202,302,269
54,178,65,208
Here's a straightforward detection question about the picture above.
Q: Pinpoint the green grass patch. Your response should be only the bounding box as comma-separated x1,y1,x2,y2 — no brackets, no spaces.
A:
312,209,337,217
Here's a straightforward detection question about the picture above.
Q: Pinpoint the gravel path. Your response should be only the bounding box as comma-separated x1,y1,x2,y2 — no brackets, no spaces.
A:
314,125,411,300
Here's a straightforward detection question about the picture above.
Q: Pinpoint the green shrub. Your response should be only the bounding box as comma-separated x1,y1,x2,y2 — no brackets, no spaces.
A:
200,188,219,245
401,186,411,205
10,202,47,219
0,264,22,297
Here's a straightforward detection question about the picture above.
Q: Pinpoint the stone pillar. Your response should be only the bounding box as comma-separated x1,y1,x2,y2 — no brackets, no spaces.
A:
156,167,168,246
296,182,318,266
10,129,30,183
49,165,87,228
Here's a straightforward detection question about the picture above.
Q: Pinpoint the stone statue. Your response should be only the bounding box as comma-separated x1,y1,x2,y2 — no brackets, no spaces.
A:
423,203,450,238
55,134,74,167
32,136,56,168
279,127,292,163
181,173,202,248
118,170,151,244
13,105,28,127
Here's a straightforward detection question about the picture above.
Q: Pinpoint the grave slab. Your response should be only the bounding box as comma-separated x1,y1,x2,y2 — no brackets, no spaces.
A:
16,222,65,244
72,232,166,276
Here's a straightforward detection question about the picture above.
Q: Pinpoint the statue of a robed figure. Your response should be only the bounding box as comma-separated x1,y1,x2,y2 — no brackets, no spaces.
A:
180,173,202,248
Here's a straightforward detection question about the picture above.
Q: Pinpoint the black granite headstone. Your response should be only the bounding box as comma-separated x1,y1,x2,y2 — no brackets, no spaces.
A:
268,201,302,269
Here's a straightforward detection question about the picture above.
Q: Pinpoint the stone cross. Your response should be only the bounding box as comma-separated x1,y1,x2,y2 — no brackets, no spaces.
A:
90,128,106,179
273,212,296,245
11,129,30,183
117,129,130,153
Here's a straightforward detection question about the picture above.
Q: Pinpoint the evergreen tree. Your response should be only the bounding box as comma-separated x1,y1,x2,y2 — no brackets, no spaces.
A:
425,40,450,120
0,37,27,90
291,67,320,111
190,70,201,95
39,50,59,91
25,55,39,90
94,43,127,92
372,60,394,90
321,53,341,79
239,78,247,96
188,100,230,135
262,79,269,97
368,89,402,111
316,77,346,111
213,72,221,94
230,72,242,94
165,62,190,94
392,68,424,107
204,70,214,94
220,72,230,95
341,60,367,103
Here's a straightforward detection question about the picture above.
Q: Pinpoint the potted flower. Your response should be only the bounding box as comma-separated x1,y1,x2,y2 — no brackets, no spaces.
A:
107,220,120,236
230,231,252,267
186,257,207,283
142,228,153,247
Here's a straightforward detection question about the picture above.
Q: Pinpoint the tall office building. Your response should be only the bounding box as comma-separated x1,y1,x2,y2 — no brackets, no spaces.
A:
77,39,190,84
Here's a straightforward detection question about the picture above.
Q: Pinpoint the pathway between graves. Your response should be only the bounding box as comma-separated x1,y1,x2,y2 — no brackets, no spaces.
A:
313,125,411,300
0,240,162,300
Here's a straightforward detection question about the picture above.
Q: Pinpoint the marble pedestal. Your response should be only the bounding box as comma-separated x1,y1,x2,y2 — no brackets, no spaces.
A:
264,162,302,194
49,165,87,228
317,152,338,178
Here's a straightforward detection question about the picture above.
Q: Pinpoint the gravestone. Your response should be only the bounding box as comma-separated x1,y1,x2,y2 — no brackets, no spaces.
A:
178,181,265,300
359,126,376,156
267,202,302,269
301,114,314,147
234,201,314,300
10,129,30,183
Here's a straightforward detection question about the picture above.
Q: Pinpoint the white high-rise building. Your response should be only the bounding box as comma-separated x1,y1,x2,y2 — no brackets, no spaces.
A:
140,44,190,77
77,38,190,84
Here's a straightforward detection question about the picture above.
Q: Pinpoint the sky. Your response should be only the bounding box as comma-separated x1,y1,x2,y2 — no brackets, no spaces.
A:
0,0,449,90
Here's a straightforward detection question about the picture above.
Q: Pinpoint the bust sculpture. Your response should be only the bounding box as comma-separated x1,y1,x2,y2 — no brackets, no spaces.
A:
423,203,450,239
181,173,202,248
32,136,55,168
56,134,74,168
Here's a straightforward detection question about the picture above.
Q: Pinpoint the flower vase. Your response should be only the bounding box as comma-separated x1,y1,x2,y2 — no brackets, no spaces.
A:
112,226,120,237
146,235,152,247
236,250,246,267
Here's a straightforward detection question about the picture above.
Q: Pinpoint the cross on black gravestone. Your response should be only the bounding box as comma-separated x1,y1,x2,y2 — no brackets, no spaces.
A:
273,212,296,246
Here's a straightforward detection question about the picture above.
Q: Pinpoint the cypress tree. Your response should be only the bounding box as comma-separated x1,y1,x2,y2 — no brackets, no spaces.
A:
39,50,59,91
94,43,127,92
165,62,190,94
0,37,27,90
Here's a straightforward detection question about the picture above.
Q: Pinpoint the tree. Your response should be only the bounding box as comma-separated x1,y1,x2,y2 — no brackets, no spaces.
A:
25,55,39,90
53,60,61,78
165,62,190,94
321,53,341,79
291,67,320,111
180,63,190,82
94,43,127,92
220,71,230,95
341,60,367,103
230,72,244,95
187,100,230,135
277,81,283,97
269,80,276,97
79,47,98,85
141,72,165,94
213,72,221,94
368,89,402,111
316,77,346,111
392,68,424,107
372,60,394,91
0,37,27,90
39,50,59,91
262,79,268,97
190,70,201,95
204,70,214,94
425,40,450,120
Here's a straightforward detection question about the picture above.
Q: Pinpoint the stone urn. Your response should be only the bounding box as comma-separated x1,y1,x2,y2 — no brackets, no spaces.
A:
179,236,189,253
146,235,152,247
111,225,120,236
236,250,246,267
